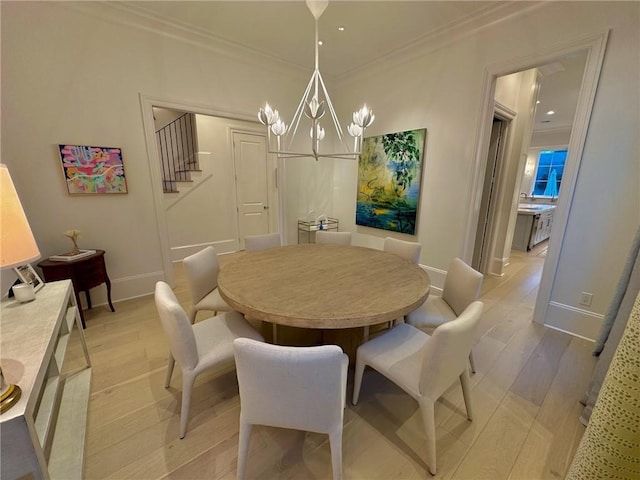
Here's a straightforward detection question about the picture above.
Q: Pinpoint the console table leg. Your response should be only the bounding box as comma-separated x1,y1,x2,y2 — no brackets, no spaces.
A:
105,277,115,312
85,291,92,310
75,292,87,329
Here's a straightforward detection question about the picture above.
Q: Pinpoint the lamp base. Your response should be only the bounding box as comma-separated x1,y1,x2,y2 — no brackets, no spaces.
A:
0,383,22,413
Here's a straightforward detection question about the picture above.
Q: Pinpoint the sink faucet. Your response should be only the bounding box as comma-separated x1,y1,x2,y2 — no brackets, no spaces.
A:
520,192,527,199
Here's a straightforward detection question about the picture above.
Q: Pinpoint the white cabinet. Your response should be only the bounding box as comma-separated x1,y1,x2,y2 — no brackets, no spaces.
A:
1,280,91,480
513,206,556,251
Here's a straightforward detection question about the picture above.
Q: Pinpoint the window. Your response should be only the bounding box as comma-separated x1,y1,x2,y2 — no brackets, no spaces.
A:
533,149,566,197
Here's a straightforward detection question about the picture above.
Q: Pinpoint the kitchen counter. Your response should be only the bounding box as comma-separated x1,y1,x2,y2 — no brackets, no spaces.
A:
517,203,556,215
513,204,556,251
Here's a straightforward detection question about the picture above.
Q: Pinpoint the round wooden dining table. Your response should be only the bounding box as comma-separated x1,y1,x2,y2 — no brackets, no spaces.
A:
217,243,430,333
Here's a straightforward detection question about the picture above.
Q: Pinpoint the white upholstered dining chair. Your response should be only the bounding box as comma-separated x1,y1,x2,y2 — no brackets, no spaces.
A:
244,232,281,251
383,237,421,263
234,338,349,480
182,246,231,324
381,236,422,329
406,258,483,373
316,231,352,245
154,281,264,439
353,301,484,475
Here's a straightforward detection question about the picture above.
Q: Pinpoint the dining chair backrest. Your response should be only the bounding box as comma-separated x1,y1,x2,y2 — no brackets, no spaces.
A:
244,232,281,251
442,258,484,316
183,246,220,305
419,300,483,400
233,338,347,434
383,237,421,264
155,281,199,370
316,231,352,245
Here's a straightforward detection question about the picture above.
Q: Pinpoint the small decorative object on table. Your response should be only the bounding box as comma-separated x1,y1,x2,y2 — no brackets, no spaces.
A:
14,264,44,293
65,229,81,255
48,230,96,261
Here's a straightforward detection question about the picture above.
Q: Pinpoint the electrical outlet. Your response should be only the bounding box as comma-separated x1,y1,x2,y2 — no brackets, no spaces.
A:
579,291,593,307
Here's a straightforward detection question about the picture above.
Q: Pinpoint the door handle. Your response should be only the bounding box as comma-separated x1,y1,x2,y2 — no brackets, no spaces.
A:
263,205,269,210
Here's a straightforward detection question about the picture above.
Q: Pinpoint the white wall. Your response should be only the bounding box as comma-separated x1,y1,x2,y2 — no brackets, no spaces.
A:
0,1,302,300
331,1,639,338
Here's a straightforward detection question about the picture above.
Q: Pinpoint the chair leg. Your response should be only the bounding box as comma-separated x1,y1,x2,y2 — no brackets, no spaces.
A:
179,373,196,439
418,399,437,475
237,420,252,480
188,308,198,324
328,428,343,480
352,358,365,405
460,369,474,421
165,353,175,388
468,350,476,374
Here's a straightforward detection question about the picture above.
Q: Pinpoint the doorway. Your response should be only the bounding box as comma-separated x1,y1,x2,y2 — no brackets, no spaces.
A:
472,115,510,272
140,95,280,286
465,32,608,331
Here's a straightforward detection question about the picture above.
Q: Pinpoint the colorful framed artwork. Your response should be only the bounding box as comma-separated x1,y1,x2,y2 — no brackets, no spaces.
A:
58,145,128,194
356,129,426,234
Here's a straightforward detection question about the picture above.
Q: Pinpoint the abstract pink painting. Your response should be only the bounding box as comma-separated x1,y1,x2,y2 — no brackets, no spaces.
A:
58,144,128,194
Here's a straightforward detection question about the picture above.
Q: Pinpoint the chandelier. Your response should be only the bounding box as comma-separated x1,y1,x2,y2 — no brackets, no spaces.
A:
258,0,374,161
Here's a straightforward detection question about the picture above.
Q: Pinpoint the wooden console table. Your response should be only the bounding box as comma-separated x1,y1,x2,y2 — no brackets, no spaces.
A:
38,249,115,328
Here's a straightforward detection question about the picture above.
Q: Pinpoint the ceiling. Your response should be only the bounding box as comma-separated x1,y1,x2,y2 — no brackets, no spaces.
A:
116,1,512,77
115,1,584,132
533,51,587,133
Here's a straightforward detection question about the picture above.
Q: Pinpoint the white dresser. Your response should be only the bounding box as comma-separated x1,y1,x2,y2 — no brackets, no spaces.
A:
0,280,91,480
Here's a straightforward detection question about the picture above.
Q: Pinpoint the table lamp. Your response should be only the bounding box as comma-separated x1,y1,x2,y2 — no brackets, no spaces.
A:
0,163,42,412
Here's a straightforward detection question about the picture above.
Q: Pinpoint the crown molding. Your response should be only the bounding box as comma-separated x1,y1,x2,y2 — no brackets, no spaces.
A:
61,2,309,79
334,1,545,85
533,125,573,135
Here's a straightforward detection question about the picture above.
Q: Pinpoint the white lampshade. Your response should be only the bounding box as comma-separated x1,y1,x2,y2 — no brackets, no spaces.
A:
0,164,41,269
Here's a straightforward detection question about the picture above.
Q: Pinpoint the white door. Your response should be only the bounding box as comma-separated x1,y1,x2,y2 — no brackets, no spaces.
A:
233,131,270,248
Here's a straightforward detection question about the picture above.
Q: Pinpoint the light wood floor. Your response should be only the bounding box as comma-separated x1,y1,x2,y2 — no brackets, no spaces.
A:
81,243,595,479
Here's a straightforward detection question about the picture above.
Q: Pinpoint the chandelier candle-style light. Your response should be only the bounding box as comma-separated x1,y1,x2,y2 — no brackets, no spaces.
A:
258,0,374,161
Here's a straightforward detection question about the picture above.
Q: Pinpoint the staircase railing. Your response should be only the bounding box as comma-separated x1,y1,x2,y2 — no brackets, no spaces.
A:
156,113,198,192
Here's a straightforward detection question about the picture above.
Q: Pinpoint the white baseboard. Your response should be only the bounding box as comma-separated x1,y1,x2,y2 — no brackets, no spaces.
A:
74,270,165,311
421,264,446,294
488,256,509,276
544,301,604,341
170,240,238,262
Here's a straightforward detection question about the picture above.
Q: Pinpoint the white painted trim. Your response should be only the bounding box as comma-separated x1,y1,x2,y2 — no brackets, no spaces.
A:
170,240,238,262
421,264,447,292
489,256,509,277
543,323,597,344
545,301,605,340
335,2,544,83
534,31,609,328
462,30,610,336
75,270,165,309
139,94,174,287
63,2,308,78
532,125,573,136
494,101,517,120
479,104,516,275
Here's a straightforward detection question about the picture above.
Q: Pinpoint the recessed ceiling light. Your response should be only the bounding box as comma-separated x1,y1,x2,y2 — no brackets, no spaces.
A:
318,40,323,46
536,100,540,104
338,26,345,31
546,110,555,115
